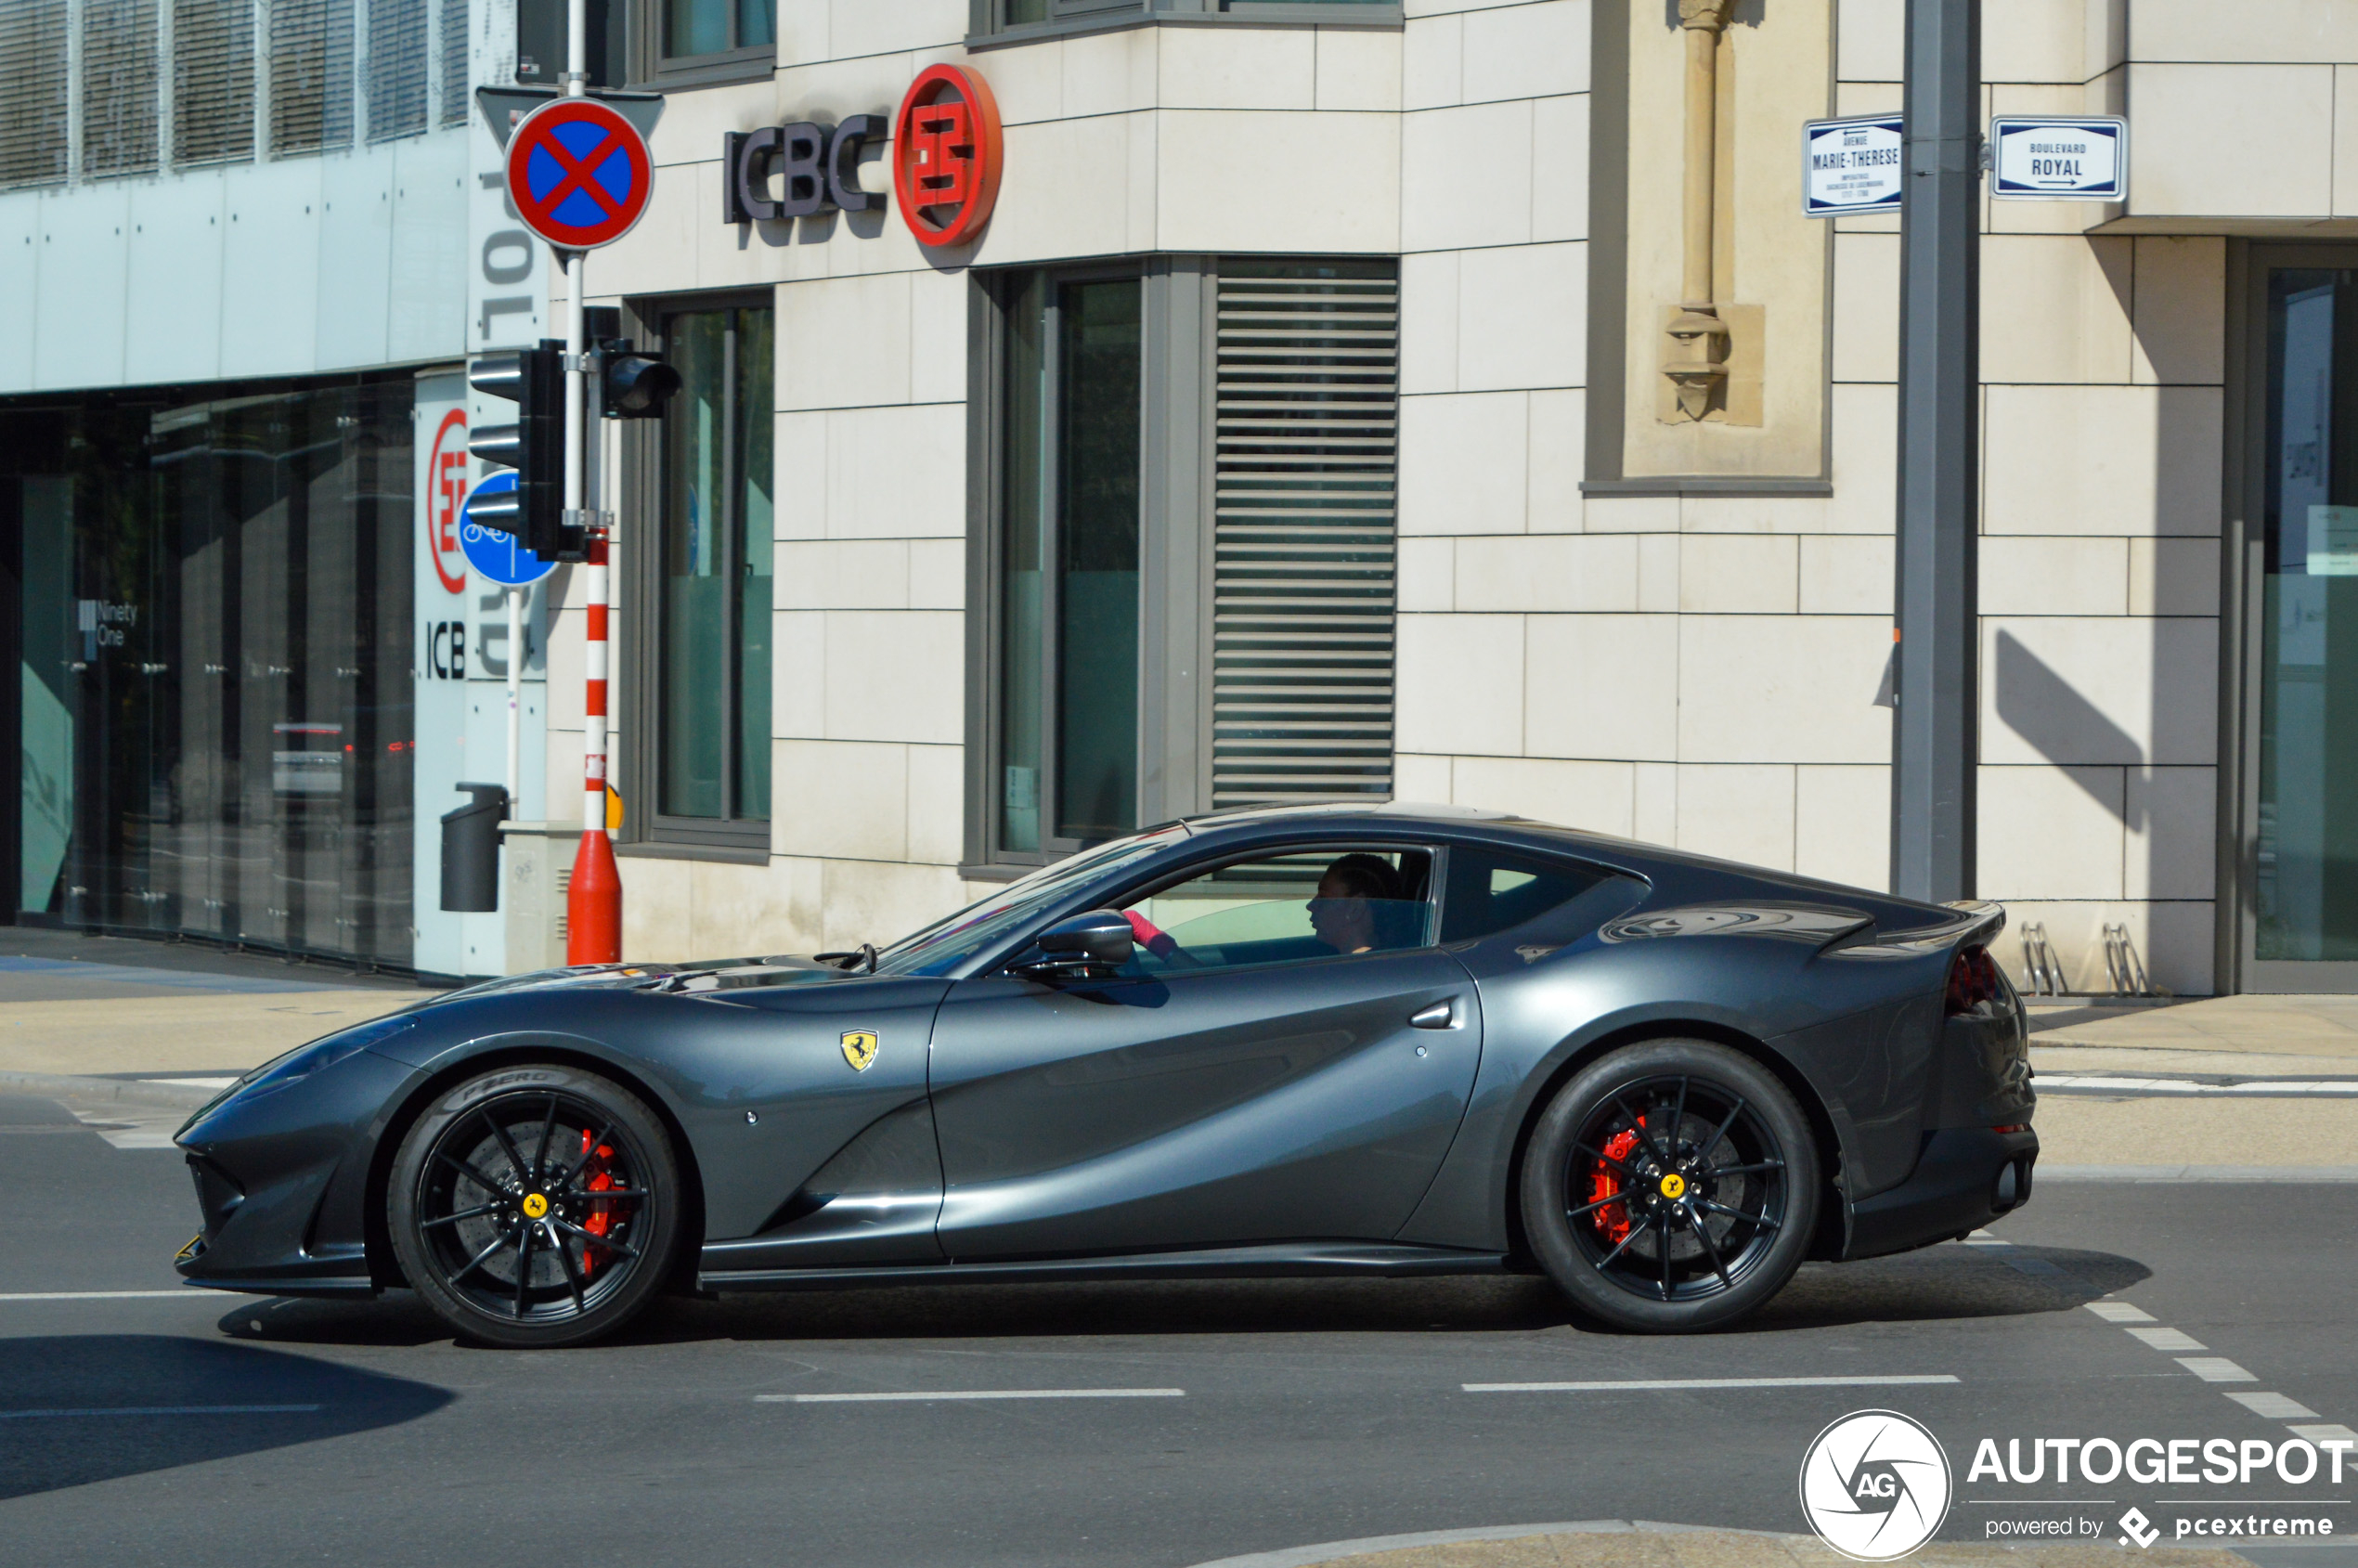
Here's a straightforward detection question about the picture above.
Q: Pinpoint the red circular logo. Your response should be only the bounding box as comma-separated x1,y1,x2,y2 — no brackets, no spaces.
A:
426,408,468,596
893,65,1003,249
506,97,654,251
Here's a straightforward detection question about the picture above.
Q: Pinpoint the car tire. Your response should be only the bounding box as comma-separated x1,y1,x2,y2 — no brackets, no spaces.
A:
1521,1038,1819,1333
388,1063,680,1349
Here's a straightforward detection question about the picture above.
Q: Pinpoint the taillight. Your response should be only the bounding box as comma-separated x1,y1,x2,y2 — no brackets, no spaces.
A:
1946,945,2002,1015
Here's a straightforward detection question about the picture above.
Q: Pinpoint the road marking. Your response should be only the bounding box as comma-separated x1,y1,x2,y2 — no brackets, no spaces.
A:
2229,1393,2320,1420
2291,1424,2358,1444
2084,1301,2156,1323
2035,1075,2358,1095
1462,1376,1960,1393
2177,1357,2257,1383
2126,1326,2207,1352
0,1290,201,1302
0,1404,321,1419
758,1388,1185,1404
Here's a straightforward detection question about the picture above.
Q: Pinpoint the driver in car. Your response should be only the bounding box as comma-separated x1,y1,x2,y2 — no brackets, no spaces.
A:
1308,853,1405,955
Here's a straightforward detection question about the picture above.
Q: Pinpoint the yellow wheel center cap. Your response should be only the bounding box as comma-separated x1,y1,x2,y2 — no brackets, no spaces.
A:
522,1193,550,1220
1658,1173,1687,1200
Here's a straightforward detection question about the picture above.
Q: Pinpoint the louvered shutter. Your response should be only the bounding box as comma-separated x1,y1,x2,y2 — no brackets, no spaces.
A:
367,0,425,140
438,0,466,126
0,0,70,188
1209,261,1399,810
174,0,256,166
83,0,162,177
270,0,354,155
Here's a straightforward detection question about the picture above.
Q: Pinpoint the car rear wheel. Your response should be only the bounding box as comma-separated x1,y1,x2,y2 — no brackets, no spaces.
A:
388,1064,680,1349
1521,1039,1819,1332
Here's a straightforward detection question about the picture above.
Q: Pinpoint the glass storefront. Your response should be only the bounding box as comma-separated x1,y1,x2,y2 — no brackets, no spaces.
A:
0,376,416,965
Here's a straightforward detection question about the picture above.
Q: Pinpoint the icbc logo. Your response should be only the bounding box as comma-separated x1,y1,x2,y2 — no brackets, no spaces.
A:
426,408,469,596
892,65,1002,248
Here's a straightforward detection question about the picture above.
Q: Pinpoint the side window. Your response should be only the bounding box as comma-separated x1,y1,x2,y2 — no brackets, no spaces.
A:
1439,849,1608,944
1119,849,1435,976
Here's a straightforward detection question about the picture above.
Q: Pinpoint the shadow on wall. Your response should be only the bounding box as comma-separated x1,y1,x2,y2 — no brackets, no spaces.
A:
1993,628,2144,831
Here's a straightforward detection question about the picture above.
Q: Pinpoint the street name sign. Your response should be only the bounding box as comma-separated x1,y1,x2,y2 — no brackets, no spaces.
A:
460,474,559,586
506,97,654,250
1989,116,2127,201
1802,115,1905,217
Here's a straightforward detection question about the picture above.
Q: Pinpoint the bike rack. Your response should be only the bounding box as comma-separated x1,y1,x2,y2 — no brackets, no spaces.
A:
2018,922,2064,996
2103,922,2156,998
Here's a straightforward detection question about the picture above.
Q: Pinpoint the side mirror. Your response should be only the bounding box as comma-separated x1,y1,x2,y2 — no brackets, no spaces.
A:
1017,909,1134,979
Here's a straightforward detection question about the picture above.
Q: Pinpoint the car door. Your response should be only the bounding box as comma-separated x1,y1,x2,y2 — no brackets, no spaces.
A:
926,842,1484,1259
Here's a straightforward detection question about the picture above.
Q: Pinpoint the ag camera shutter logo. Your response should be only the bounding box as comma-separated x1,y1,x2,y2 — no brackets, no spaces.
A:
1799,1409,1953,1561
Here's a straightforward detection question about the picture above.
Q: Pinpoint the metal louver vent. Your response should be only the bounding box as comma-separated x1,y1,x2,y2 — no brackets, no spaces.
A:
1211,261,1399,810
0,0,70,188
174,0,256,166
438,0,467,126
83,0,161,177
270,0,354,156
367,0,427,140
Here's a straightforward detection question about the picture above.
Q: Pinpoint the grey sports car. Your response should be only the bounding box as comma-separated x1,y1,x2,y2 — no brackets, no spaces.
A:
173,802,2037,1347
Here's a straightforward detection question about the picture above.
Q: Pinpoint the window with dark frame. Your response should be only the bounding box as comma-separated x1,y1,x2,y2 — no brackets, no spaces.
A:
973,0,1400,44
641,301,772,848
972,257,1400,874
644,0,771,81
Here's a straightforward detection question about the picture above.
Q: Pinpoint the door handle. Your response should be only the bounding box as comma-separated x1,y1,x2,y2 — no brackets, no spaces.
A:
1409,1000,1455,1030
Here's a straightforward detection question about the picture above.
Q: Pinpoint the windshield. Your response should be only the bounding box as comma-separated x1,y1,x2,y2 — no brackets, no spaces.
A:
869,824,1189,978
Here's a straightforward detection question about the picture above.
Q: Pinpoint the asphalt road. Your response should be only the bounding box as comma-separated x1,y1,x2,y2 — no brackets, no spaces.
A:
3,1092,2354,1568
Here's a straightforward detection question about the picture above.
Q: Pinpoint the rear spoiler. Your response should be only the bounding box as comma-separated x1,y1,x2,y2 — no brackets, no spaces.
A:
1873,900,2007,955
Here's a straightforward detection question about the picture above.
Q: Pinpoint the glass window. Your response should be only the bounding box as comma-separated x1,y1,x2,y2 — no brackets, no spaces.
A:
998,272,1143,857
1438,848,1607,944
655,303,772,827
981,0,1396,37
661,0,771,62
1119,848,1434,976
3,379,416,965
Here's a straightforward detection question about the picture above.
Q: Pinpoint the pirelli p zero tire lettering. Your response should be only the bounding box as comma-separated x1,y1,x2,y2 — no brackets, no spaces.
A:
1522,1038,1820,1333
388,1064,680,1349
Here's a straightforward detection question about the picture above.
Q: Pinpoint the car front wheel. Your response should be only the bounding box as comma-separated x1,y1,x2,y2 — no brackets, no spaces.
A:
388,1064,680,1348
1521,1039,1819,1332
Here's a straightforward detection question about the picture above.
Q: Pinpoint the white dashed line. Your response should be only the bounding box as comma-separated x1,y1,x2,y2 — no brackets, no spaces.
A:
2177,1357,2258,1383
2230,1393,2321,1420
758,1389,1185,1404
2126,1327,2207,1352
2036,1076,2358,1095
1462,1376,1960,1393
2083,1301,2156,1324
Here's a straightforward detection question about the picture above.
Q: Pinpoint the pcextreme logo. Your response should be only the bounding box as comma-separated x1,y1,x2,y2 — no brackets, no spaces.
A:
1798,1410,1954,1562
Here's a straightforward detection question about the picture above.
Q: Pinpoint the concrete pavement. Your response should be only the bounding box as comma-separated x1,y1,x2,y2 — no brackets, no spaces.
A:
1186,1521,2250,1567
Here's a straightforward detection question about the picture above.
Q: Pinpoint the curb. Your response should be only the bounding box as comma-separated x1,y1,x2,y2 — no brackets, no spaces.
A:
0,1069,219,1111
1179,1521,1746,1568
2035,1163,2358,1182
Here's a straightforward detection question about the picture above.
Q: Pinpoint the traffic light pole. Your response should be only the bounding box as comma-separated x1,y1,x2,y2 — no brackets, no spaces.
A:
561,0,625,964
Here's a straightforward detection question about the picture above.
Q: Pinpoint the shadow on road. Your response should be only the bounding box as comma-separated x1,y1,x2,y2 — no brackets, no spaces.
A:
0,1335,451,1501
209,1238,2149,1349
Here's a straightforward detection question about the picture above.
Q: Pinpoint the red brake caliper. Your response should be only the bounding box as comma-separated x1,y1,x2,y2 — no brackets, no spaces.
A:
1588,1124,1643,1245
577,1128,617,1277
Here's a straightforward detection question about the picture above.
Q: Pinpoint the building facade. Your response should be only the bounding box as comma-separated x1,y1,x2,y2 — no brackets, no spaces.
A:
8,0,2358,997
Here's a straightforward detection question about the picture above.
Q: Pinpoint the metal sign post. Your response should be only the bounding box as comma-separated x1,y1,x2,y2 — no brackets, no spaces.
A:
460,472,559,807
486,0,655,965
1891,0,1981,905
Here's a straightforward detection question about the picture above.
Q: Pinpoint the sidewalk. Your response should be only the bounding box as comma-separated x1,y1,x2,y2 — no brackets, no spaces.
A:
0,929,436,1083
2028,995,2358,1171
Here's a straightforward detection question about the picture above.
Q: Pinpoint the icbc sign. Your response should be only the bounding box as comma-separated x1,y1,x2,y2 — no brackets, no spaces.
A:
426,408,469,596
892,65,1002,248
721,64,1003,249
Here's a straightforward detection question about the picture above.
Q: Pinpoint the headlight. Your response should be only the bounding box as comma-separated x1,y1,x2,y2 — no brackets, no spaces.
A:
187,1015,419,1124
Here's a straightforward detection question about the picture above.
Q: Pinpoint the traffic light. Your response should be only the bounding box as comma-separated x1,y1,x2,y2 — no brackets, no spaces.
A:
599,342,681,420
468,342,578,561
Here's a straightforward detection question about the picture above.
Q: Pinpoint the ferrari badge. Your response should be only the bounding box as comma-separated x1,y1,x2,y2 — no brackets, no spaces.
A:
522,1192,550,1219
840,1030,879,1072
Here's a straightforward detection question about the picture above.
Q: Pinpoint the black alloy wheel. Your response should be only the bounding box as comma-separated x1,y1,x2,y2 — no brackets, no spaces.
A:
1522,1039,1819,1332
388,1065,680,1348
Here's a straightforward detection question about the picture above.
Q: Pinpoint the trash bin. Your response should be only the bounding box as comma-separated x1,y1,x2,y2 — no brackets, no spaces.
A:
440,783,510,913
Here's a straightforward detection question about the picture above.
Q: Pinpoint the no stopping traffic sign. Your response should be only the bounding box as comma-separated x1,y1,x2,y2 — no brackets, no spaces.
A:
507,97,654,250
